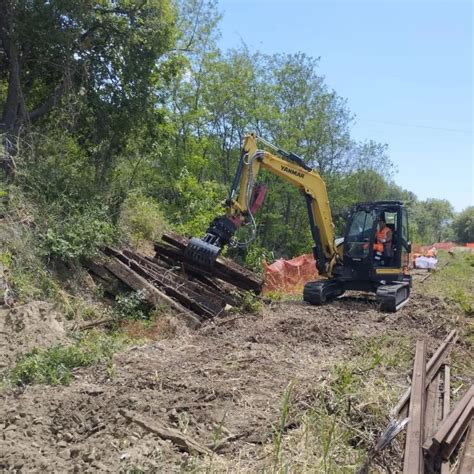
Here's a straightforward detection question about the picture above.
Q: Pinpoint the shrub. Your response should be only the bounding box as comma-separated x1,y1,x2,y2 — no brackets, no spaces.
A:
9,331,128,386
452,206,474,243
43,205,115,260
115,290,150,320
118,193,168,244
171,168,226,237
239,291,263,314
244,244,274,273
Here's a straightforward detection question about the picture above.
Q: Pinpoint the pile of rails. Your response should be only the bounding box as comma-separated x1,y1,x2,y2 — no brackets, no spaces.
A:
401,332,473,473
394,331,472,473
361,331,472,473
85,232,263,328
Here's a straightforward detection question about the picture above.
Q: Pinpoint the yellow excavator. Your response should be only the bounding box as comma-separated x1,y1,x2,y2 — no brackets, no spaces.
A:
185,133,412,311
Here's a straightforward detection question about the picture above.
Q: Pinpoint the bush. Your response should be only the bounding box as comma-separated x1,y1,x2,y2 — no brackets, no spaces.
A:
118,193,168,244
244,244,274,273
452,206,474,243
239,291,263,314
171,168,226,237
115,290,150,320
9,331,128,386
43,205,115,260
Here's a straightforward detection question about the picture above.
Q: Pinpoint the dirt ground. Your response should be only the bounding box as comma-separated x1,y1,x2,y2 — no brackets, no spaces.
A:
0,302,69,372
0,281,470,472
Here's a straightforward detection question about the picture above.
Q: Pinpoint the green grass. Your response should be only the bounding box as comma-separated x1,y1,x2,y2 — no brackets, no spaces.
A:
423,250,474,316
351,334,413,371
271,334,413,473
7,330,129,386
233,291,263,314
273,382,294,467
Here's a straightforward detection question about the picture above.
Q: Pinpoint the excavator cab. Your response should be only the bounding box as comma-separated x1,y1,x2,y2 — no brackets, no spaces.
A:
304,201,412,311
340,201,411,281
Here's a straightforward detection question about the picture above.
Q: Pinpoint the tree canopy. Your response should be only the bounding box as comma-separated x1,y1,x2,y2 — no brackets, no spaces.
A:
0,0,467,264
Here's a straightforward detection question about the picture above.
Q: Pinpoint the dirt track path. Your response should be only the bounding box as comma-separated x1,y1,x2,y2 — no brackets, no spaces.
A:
0,292,463,472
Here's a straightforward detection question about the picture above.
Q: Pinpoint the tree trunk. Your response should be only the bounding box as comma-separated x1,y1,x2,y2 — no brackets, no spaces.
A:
0,1,22,181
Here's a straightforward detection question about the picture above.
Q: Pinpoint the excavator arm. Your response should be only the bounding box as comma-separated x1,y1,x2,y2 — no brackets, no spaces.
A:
186,133,340,277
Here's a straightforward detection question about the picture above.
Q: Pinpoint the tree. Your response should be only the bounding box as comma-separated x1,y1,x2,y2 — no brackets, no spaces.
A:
0,0,179,183
409,199,454,244
452,206,474,243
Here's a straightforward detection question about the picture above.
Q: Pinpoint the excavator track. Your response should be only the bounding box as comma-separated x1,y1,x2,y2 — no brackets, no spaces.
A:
376,282,410,312
303,280,345,305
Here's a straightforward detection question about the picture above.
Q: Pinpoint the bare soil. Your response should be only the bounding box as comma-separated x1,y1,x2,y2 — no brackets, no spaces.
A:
0,284,469,472
0,302,69,373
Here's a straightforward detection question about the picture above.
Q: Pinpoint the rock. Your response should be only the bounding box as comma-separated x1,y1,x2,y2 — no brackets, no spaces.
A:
63,432,74,442
92,461,108,471
83,451,95,463
60,449,71,460
70,447,80,458
91,416,100,426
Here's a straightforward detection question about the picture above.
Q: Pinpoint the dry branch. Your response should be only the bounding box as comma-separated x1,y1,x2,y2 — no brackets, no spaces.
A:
77,318,117,330
119,409,212,456
420,261,450,283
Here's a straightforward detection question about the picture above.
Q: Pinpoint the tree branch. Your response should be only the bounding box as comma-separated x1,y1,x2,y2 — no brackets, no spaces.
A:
28,78,68,122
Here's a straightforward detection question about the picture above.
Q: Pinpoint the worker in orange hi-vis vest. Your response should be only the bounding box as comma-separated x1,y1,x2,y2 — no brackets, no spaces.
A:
373,218,393,264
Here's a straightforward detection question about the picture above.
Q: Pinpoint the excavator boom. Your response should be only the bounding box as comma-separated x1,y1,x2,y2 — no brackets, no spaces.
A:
185,133,340,277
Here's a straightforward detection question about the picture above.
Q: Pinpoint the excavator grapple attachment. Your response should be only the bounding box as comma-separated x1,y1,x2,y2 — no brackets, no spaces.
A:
184,237,221,270
185,216,238,271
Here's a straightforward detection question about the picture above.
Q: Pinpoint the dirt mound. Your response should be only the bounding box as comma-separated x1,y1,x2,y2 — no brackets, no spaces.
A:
0,301,68,373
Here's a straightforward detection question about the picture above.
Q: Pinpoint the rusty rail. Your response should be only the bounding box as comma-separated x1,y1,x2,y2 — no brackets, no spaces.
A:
403,340,427,474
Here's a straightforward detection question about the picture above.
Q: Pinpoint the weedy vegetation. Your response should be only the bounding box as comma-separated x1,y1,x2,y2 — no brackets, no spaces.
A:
423,250,474,316
7,330,129,387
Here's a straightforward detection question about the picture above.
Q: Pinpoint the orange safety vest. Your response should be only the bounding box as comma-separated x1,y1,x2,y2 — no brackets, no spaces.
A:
374,227,392,253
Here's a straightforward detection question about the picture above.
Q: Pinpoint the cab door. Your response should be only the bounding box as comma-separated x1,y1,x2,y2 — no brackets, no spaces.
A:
343,209,376,281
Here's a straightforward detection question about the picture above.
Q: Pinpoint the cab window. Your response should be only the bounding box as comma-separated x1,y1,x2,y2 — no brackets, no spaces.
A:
346,210,374,258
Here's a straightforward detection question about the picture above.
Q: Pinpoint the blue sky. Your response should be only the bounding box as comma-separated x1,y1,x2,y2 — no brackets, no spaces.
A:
216,0,473,211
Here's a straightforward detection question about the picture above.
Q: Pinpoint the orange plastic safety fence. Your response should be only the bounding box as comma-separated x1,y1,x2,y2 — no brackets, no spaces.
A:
263,254,318,295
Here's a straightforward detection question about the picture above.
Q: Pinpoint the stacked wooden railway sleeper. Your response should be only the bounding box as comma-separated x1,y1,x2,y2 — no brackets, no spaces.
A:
387,331,472,473
84,232,263,328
